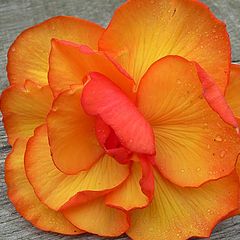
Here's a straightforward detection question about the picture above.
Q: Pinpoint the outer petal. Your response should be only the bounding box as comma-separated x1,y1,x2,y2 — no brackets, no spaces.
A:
8,16,104,85
105,161,149,211
0,80,53,145
47,86,103,174
99,0,230,91
49,39,134,98
62,197,129,237
5,139,82,235
81,72,155,155
25,125,130,211
225,64,240,117
127,169,239,240
137,56,240,187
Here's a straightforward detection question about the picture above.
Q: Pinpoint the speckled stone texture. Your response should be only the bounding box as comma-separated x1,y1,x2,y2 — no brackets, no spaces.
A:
0,0,240,239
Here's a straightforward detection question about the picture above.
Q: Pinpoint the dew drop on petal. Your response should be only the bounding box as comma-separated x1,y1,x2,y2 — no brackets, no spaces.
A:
220,150,226,158
214,136,222,142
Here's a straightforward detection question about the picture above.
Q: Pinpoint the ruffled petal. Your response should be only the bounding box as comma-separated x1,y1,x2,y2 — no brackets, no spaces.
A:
0,80,53,145
62,197,129,237
137,56,240,187
25,125,130,211
225,64,240,117
81,72,155,155
7,16,104,85
127,169,239,240
99,0,230,91
47,86,103,174
5,139,83,235
105,161,149,211
49,39,134,98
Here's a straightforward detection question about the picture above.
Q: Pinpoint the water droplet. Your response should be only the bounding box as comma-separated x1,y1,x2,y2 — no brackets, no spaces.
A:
214,136,222,142
180,169,185,173
11,47,16,52
207,144,210,149
129,139,133,143
177,80,181,84
220,150,226,158
196,167,201,172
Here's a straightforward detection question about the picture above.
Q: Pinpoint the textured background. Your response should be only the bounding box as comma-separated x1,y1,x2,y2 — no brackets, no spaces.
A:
0,0,240,239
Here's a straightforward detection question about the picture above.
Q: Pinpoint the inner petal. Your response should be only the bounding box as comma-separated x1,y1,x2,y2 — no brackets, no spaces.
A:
95,117,132,164
81,72,155,156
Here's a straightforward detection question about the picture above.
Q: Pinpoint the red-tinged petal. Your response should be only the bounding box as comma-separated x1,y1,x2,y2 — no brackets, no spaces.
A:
127,169,239,240
47,86,103,174
99,0,230,92
225,64,240,117
0,80,53,145
25,125,130,211
5,139,82,235
81,72,155,155
95,117,132,164
62,197,129,237
105,161,149,211
49,39,134,98
195,63,238,128
137,56,240,187
7,16,104,85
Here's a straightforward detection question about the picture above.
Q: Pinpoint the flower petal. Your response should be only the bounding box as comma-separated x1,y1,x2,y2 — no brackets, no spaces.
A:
49,39,134,98
5,139,82,235
137,56,240,187
127,169,239,240
8,16,103,85
0,80,53,145
81,72,155,155
47,86,103,174
195,63,238,128
99,0,230,91
105,161,149,211
225,64,240,117
62,197,129,237
25,125,130,211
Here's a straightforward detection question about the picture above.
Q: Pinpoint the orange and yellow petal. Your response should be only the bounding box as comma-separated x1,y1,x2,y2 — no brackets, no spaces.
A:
5,139,83,235
0,80,53,145
25,125,130,211
47,86,103,174
137,56,240,187
105,161,149,211
225,64,240,117
99,0,230,91
49,39,134,98
63,197,129,237
127,169,239,240
7,16,104,85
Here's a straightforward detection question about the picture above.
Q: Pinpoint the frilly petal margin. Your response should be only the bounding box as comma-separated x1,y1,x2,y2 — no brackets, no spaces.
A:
62,197,130,237
99,0,231,92
48,39,134,99
137,56,240,187
7,16,104,85
127,168,239,240
0,80,53,145
24,124,130,211
5,139,83,235
225,64,240,117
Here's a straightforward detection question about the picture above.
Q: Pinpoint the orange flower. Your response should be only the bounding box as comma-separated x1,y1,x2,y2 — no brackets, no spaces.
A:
1,1,240,239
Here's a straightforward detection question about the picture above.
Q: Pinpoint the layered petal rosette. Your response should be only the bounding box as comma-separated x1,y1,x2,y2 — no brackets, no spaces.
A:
1,1,240,239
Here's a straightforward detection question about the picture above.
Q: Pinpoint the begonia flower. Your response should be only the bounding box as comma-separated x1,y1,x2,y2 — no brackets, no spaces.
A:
1,0,240,239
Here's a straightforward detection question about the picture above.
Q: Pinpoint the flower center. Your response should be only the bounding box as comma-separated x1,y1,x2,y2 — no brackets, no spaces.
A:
95,117,132,164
